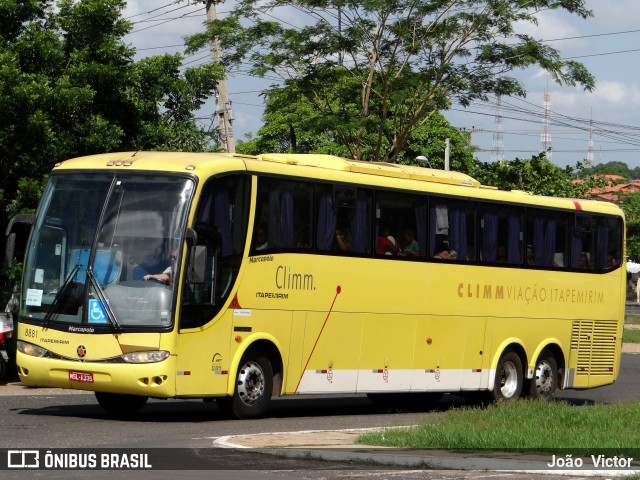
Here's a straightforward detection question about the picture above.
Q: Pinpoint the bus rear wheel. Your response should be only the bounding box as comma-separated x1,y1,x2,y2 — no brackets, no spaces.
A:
217,350,273,419
95,392,148,416
529,349,558,400
491,350,523,402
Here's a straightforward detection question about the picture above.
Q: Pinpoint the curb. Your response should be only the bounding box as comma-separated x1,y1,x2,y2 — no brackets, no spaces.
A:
212,429,640,477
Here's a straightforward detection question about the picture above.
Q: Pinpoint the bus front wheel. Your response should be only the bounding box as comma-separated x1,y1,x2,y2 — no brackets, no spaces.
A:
217,350,273,419
491,350,523,402
529,349,558,400
95,392,148,416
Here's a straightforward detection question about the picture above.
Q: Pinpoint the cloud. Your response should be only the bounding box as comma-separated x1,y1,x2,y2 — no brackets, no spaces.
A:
587,0,640,28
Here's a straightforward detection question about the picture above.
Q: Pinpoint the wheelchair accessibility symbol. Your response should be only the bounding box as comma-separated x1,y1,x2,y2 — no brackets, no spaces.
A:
88,299,108,323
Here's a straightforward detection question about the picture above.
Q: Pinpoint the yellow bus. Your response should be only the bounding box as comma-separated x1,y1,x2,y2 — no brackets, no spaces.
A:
12,152,625,418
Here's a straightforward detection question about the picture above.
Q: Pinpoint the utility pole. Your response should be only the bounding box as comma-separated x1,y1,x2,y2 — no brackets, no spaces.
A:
459,126,480,146
205,0,235,153
586,108,594,167
444,138,450,171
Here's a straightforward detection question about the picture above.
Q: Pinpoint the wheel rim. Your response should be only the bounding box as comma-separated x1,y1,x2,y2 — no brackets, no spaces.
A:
533,360,554,395
499,360,518,398
237,360,265,406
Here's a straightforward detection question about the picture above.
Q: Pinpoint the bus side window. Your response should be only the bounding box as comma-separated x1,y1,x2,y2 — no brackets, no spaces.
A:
571,215,595,270
253,177,313,253
479,204,523,265
596,216,623,271
429,200,476,262
526,209,569,268
374,190,425,259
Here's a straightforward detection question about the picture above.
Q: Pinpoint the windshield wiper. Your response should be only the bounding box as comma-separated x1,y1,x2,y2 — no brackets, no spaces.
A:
86,267,122,333
42,264,81,328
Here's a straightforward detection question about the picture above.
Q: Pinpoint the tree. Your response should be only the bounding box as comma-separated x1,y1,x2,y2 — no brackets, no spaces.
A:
0,0,222,218
237,84,476,171
473,155,605,198
400,114,476,173
619,192,640,262
188,0,594,162
236,85,352,157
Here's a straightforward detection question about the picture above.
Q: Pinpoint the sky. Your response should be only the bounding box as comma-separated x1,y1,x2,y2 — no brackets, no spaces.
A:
122,0,640,169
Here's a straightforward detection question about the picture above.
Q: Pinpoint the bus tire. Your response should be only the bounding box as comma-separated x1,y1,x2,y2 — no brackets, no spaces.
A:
217,350,273,419
491,350,523,402
95,392,148,416
529,349,558,400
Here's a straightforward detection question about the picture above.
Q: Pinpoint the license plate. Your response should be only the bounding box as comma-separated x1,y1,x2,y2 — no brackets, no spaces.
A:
68,370,94,383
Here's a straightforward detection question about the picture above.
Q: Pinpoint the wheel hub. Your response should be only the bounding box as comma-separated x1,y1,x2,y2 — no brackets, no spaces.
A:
237,361,265,406
500,361,519,398
534,361,553,394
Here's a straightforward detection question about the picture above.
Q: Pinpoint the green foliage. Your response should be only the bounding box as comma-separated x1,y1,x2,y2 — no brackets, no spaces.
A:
620,192,640,262
583,161,640,179
473,155,604,198
623,328,640,344
358,400,640,451
192,0,594,162
237,84,476,168
0,0,222,285
0,0,221,210
399,115,476,174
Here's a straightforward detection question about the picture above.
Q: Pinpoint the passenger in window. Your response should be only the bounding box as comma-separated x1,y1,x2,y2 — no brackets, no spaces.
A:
433,241,451,259
578,252,591,270
526,245,535,265
143,248,178,286
376,225,399,255
606,254,616,269
334,227,352,252
254,225,268,251
496,245,507,263
399,228,420,257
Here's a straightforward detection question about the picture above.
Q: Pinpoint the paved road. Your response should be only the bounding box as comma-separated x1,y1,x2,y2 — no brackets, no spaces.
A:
1,354,639,479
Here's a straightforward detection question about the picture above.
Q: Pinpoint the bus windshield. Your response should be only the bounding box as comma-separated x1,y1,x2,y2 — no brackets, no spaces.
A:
21,173,195,329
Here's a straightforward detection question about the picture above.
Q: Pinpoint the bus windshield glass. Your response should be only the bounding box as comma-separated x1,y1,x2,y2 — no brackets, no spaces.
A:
21,173,195,329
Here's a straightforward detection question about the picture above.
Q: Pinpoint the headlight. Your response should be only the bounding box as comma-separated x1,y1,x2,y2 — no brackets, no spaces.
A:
17,340,48,357
121,350,170,364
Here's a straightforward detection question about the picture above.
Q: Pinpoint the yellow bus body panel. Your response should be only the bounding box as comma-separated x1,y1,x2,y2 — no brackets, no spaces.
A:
17,152,625,400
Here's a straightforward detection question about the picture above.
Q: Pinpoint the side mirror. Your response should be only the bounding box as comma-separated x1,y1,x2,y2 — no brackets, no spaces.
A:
5,213,35,269
4,233,16,269
187,245,207,284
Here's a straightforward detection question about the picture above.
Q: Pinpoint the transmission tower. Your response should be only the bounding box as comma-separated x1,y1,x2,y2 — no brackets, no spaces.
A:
491,96,504,163
540,88,552,161
205,0,235,153
586,109,594,167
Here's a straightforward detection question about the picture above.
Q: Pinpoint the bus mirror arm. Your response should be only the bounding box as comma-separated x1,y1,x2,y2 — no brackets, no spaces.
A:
5,214,35,236
187,245,207,284
185,227,197,246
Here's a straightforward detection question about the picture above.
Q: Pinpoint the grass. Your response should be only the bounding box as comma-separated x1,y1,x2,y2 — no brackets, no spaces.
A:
357,399,640,455
625,314,640,342
624,328,640,343
626,314,640,325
